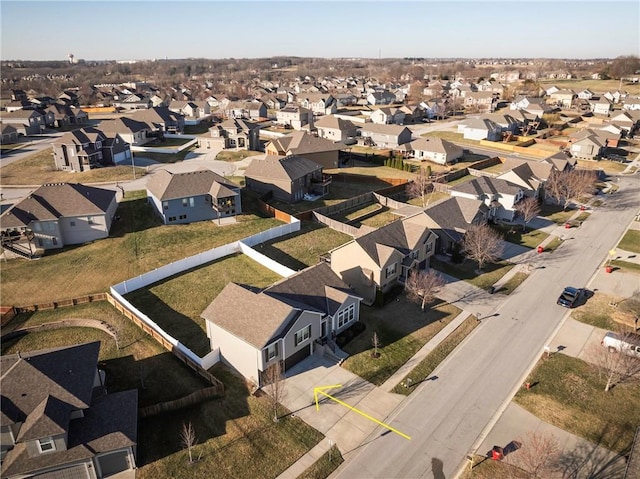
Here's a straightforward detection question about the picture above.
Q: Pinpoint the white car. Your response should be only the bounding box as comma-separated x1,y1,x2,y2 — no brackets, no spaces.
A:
601,331,640,358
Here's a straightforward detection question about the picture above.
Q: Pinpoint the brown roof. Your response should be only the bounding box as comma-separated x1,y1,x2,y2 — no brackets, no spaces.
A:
450,176,523,197
268,131,343,155
423,197,488,243
146,168,240,201
245,154,322,182
409,137,463,156
0,183,116,229
313,115,356,131
99,117,151,134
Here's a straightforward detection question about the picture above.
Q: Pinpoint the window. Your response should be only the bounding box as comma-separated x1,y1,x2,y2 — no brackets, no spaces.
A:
182,198,188,207
425,241,433,253
265,342,278,362
37,437,56,453
179,214,187,220
189,197,195,207
87,216,95,225
163,201,169,210
385,262,397,279
294,325,311,346
70,220,76,227
336,304,355,329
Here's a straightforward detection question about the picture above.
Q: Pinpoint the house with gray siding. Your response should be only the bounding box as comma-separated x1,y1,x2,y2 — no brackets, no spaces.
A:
449,176,525,221
359,124,412,148
52,127,131,172
146,168,241,225
202,262,362,386
0,342,138,479
0,183,118,252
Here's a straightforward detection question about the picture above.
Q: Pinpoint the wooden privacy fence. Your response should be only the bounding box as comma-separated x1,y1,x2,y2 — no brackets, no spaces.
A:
139,386,224,418
106,293,225,394
14,293,107,314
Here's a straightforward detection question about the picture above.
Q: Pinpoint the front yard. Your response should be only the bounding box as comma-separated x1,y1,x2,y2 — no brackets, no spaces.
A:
492,224,549,249
430,257,515,291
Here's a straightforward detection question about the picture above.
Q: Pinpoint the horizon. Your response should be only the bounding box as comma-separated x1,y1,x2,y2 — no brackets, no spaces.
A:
1,1,639,62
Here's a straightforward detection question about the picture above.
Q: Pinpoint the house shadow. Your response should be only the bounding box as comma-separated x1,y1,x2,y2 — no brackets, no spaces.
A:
109,197,163,238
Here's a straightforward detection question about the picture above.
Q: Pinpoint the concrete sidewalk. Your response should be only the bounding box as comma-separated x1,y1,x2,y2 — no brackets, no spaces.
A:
277,437,333,479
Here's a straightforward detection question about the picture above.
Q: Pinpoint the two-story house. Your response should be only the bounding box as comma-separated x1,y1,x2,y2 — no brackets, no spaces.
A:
99,117,154,146
130,107,184,134
146,168,242,225
359,124,412,148
328,212,438,305
201,118,262,151
275,105,313,130
265,131,343,169
52,127,131,171
0,342,138,479
202,262,362,385
449,176,526,221
314,115,358,143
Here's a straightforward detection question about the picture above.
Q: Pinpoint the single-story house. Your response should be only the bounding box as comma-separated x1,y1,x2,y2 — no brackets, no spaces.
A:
146,168,241,224
1,123,18,144
369,107,406,125
458,118,503,141
0,183,118,251
589,98,613,116
130,107,184,134
366,90,396,105
359,123,412,148
0,342,138,479
408,137,463,165
202,262,362,385
245,154,330,203
569,135,606,160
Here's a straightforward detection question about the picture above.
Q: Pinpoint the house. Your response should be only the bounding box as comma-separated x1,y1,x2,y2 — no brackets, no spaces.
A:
0,342,138,479
496,161,551,199
449,176,525,221
548,89,576,109
408,137,463,165
225,101,267,121
244,154,330,203
146,168,241,225
275,105,313,130
610,110,640,135
569,134,605,160
542,151,577,172
52,127,131,171
366,90,396,105
577,89,595,100
0,183,118,251
509,96,553,116
130,107,184,134
370,107,406,125
328,212,438,305
422,196,489,253
298,93,337,115
463,91,495,112
334,93,358,107
44,103,89,128
359,124,412,148
99,117,154,146
113,93,151,110
203,262,361,385
0,109,48,135
458,117,503,141
623,97,640,111
420,100,446,120
1,123,18,144
589,98,613,116
314,115,358,143
168,100,211,119
201,118,262,151
265,131,343,169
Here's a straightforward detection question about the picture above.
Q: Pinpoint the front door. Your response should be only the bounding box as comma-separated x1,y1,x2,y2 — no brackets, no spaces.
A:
321,320,327,338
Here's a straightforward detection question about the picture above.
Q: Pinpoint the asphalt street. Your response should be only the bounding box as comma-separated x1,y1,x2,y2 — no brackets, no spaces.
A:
332,175,640,479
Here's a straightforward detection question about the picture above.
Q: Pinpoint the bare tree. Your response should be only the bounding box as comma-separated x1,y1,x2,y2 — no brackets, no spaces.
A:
371,332,381,358
262,361,286,422
618,291,640,331
180,421,198,464
545,169,598,210
407,169,444,207
515,197,541,232
506,431,561,479
587,334,640,392
404,269,446,311
462,223,504,272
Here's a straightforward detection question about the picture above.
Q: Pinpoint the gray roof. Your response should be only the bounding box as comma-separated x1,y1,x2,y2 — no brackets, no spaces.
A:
423,197,488,243
409,137,463,156
268,131,343,155
450,176,523,197
146,168,240,201
245,154,322,182
99,117,151,134
0,183,116,229
313,115,356,131
360,123,410,136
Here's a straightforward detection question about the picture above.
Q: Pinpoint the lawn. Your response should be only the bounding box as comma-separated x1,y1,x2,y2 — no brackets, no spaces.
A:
446,174,473,186
570,292,628,330
341,295,461,386
0,304,326,479
325,164,416,180
543,236,564,252
298,445,344,479
497,272,530,295
492,224,549,249
576,159,628,174
328,203,398,229
610,259,640,274
514,354,640,454
215,150,262,162
132,145,197,163
430,257,515,291
392,315,478,395
539,204,575,225
0,190,283,306
259,221,352,271
0,148,147,185
125,253,283,356
618,230,640,254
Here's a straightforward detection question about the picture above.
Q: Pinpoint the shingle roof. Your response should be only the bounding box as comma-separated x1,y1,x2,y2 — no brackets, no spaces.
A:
360,123,410,136
313,115,356,131
409,137,462,156
245,154,322,182
16,395,71,441
0,183,116,229
146,168,239,201
99,117,151,134
268,131,343,155
424,197,487,243
450,176,522,197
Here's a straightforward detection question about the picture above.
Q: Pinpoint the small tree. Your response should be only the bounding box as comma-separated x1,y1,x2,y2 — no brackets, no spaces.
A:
515,197,541,232
180,421,198,464
262,361,286,422
407,169,444,207
371,332,381,358
462,223,504,272
404,269,446,312
587,333,640,392
506,431,560,479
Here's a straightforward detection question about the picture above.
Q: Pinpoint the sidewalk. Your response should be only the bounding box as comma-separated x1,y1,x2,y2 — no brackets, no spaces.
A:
277,438,333,479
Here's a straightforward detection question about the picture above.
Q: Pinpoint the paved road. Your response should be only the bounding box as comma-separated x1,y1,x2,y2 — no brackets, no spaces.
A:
0,132,64,167
332,175,640,479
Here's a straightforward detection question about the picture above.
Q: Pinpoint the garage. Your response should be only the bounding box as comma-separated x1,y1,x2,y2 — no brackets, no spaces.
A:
97,450,131,477
284,344,311,371
113,150,130,164
32,464,90,479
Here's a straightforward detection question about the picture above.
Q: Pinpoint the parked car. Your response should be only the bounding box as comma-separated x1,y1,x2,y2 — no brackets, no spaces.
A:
557,286,583,308
601,331,640,358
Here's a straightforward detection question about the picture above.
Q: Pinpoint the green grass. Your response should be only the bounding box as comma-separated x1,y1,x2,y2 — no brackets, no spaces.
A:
298,445,344,479
341,298,461,385
497,272,530,295
0,190,282,306
392,315,478,395
514,354,640,454
576,159,628,174
618,230,640,254
125,254,282,356
544,236,564,252
215,150,262,161
570,293,620,330
492,225,549,249
574,211,590,223
258,221,351,271
610,259,640,274
328,203,398,229
430,258,515,290
540,204,574,225
0,148,147,185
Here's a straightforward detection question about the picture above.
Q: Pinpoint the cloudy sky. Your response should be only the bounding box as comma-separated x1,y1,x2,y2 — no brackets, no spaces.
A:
2,0,639,61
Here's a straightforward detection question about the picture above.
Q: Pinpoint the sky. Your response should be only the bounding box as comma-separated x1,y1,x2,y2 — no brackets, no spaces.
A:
1,0,639,61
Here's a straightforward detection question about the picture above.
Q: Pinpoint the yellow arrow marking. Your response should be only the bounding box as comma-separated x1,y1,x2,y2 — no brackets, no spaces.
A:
313,385,411,441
